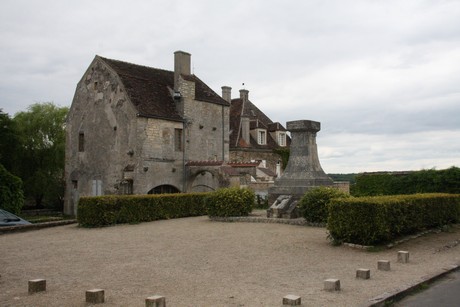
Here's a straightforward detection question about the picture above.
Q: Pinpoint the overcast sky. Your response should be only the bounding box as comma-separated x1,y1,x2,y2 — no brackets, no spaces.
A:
1,0,459,173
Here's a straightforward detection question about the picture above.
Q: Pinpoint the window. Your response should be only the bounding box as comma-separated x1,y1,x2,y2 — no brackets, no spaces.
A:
174,128,183,151
257,130,266,145
92,180,103,196
122,180,133,195
78,132,85,152
278,132,286,146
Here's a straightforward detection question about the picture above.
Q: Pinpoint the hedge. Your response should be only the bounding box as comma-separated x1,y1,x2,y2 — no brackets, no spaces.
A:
352,167,460,196
327,193,460,245
298,186,349,223
77,192,209,227
206,187,254,217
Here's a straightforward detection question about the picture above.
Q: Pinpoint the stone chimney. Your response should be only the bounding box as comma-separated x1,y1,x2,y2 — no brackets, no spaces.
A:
221,86,232,103
174,51,191,90
240,89,249,103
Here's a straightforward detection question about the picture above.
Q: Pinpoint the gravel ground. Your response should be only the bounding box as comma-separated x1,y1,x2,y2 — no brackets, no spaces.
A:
1,214,459,307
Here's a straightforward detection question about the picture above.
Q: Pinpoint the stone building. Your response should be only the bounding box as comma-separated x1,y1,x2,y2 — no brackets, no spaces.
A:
228,88,290,177
64,51,230,216
64,50,292,216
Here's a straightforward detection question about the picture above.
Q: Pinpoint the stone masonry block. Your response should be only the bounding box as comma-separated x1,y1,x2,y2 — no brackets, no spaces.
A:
324,279,341,291
398,251,410,263
28,279,46,294
86,289,105,304
145,295,166,307
282,294,301,305
356,268,371,279
378,260,391,271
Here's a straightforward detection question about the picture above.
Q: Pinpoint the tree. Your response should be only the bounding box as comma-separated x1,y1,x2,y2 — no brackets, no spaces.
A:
13,103,68,209
0,109,21,172
0,163,24,214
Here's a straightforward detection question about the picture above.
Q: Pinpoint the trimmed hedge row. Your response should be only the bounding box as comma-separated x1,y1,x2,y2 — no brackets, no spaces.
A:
77,193,209,227
327,193,460,245
352,167,460,196
206,187,254,217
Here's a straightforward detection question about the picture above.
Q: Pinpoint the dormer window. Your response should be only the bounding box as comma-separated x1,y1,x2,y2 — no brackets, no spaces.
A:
257,129,266,145
278,132,286,146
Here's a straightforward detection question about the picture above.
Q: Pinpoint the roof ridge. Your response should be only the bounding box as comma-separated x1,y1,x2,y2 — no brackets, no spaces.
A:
98,55,173,74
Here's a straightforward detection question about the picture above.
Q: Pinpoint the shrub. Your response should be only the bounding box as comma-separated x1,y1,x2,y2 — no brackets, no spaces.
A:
206,187,254,217
77,193,209,227
298,186,349,223
0,163,24,214
327,193,460,245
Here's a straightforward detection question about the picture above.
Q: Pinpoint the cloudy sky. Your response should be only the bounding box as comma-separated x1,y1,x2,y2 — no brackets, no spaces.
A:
1,0,459,173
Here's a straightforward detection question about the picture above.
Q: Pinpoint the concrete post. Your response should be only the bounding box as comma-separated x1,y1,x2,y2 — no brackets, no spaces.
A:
282,294,301,305
86,289,105,304
378,260,391,271
398,251,410,263
146,295,166,307
324,278,341,291
356,268,371,279
28,279,46,294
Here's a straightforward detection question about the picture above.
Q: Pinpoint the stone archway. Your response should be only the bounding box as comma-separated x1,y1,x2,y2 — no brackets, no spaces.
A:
147,184,180,194
187,169,220,193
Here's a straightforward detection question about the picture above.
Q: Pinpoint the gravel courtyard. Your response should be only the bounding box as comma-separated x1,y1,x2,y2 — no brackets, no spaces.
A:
1,215,459,306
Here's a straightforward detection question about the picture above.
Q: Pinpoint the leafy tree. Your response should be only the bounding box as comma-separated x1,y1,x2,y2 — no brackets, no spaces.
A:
0,163,24,214
0,109,21,172
13,103,68,209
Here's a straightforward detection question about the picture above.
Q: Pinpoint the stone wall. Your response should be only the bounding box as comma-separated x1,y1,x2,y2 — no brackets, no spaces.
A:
65,58,139,215
179,77,229,162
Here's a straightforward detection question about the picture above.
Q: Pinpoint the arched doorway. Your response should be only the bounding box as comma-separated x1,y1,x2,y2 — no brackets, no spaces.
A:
147,185,180,194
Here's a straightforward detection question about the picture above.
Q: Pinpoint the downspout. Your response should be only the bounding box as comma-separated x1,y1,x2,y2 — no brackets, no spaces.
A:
182,120,186,192
222,105,225,161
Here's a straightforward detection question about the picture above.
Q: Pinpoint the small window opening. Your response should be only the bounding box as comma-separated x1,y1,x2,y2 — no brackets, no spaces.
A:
78,133,85,152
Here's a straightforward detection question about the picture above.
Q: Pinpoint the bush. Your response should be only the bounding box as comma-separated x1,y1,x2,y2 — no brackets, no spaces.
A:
327,193,460,245
206,187,254,217
298,187,349,223
77,193,209,227
0,163,24,214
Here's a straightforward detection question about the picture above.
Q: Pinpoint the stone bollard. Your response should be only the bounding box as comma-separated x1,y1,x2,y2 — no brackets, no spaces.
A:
28,279,46,294
356,268,370,279
145,295,166,307
397,251,410,263
86,289,105,304
282,294,301,305
324,279,341,291
378,260,391,271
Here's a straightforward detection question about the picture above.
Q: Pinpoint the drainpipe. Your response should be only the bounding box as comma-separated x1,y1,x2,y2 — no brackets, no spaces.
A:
222,105,225,161
182,120,186,193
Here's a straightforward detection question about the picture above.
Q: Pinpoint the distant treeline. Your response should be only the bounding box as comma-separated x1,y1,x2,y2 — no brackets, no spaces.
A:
351,166,460,196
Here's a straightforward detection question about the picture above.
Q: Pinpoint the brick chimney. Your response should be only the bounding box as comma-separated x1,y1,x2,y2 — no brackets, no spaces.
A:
240,89,249,103
174,51,191,90
221,86,232,103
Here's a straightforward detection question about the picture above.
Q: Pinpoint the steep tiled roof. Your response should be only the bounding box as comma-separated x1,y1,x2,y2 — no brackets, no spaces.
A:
230,96,290,149
99,56,228,121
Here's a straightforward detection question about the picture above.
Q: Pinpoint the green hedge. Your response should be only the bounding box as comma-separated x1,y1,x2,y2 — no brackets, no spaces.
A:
77,193,209,227
352,167,460,196
327,193,460,245
298,187,350,223
206,187,254,217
